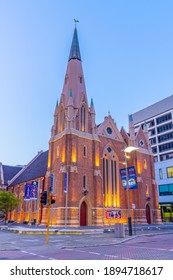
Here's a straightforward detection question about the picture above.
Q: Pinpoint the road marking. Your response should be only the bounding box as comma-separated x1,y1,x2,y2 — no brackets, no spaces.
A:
169,249,173,251
29,253,37,255
75,250,86,253
38,255,46,258
88,251,101,255
104,255,119,258
25,239,39,242
21,251,28,254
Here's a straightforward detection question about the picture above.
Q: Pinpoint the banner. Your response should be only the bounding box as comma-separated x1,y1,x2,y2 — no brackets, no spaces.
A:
24,183,31,200
30,181,38,200
50,174,54,192
24,181,38,200
64,172,68,193
120,166,137,189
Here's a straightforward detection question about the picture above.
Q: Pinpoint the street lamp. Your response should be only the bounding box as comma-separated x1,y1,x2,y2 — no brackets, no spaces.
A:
124,146,139,236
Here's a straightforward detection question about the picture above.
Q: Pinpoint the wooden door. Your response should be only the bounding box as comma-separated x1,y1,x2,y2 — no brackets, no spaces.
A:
146,204,151,224
80,201,87,226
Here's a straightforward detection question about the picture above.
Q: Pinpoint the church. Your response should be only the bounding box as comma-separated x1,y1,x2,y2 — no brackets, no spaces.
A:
7,27,161,226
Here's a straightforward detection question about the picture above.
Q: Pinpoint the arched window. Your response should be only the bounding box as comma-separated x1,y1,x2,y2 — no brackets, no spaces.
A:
144,159,147,169
80,105,86,132
102,146,118,207
146,184,149,195
83,146,87,157
83,175,87,189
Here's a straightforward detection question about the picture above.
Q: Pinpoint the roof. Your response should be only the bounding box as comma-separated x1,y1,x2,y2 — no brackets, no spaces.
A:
2,165,23,185
68,27,81,61
9,151,48,186
132,95,173,124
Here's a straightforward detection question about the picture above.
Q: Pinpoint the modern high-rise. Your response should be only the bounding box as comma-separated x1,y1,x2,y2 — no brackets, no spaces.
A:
132,95,173,222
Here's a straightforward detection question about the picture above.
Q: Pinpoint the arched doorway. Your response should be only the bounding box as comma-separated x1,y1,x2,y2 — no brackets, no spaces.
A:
146,204,151,224
80,201,87,226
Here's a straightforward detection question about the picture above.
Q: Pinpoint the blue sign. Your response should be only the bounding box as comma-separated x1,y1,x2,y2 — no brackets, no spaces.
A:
50,174,54,192
24,183,31,200
64,172,68,193
120,166,137,190
24,181,38,200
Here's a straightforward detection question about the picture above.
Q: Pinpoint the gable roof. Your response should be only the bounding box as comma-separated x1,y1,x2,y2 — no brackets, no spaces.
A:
2,165,23,185
9,151,48,186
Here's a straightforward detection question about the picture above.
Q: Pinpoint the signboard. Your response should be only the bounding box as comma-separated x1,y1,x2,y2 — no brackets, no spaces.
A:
24,183,31,200
30,181,38,200
106,210,121,219
120,166,137,190
64,172,68,193
24,181,38,200
50,174,54,192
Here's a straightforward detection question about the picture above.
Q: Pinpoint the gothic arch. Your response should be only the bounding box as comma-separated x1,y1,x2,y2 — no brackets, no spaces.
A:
79,197,92,226
102,144,120,207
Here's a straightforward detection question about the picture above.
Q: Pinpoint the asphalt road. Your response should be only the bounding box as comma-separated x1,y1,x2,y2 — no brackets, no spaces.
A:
0,228,173,260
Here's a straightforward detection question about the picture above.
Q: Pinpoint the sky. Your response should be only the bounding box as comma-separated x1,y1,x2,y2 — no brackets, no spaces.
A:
0,0,173,166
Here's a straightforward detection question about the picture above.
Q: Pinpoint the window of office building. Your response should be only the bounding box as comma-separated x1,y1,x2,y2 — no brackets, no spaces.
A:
158,132,173,143
159,184,173,196
160,153,173,161
157,122,173,134
149,128,156,136
167,167,173,178
159,168,163,179
150,137,156,145
159,142,173,152
152,146,157,154
156,113,172,125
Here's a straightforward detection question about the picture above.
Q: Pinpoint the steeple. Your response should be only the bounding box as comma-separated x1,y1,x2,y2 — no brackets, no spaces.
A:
68,27,81,61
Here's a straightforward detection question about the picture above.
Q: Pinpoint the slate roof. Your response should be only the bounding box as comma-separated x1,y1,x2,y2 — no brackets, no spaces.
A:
2,165,23,185
68,27,81,61
9,151,48,186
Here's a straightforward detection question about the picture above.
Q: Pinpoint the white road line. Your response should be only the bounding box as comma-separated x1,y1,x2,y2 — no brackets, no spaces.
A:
38,255,46,258
29,253,37,255
21,251,28,254
104,254,119,258
88,251,101,255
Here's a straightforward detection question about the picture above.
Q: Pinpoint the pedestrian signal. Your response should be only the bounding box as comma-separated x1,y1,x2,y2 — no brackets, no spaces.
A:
40,191,47,205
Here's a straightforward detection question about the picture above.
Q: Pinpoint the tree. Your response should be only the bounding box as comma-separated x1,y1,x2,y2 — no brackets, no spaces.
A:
0,191,20,223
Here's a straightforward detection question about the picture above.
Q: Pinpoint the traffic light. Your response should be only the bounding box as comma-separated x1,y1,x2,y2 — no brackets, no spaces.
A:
40,191,47,205
50,195,56,204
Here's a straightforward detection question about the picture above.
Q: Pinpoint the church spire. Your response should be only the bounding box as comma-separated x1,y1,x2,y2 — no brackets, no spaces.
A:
68,27,81,61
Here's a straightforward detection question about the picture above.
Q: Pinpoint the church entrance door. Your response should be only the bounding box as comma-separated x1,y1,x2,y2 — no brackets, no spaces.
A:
146,204,151,224
80,201,87,226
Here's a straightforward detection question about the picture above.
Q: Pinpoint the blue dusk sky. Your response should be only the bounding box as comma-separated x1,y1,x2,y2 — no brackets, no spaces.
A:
0,0,173,165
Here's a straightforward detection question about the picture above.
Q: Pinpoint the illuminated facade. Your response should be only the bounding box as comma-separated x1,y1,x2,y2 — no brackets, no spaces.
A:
41,28,161,226
8,27,161,226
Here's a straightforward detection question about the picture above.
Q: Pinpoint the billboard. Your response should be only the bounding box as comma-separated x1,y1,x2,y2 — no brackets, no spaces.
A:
120,166,137,190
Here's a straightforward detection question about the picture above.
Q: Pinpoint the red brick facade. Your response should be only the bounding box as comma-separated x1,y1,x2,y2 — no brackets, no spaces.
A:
8,27,161,226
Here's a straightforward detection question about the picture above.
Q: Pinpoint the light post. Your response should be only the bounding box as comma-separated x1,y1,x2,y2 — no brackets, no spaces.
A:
124,146,139,236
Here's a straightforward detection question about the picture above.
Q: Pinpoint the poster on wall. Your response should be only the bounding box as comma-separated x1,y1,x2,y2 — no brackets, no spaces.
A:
120,166,137,190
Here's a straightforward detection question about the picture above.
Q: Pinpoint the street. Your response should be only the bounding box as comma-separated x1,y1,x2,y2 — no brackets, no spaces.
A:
0,227,173,260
